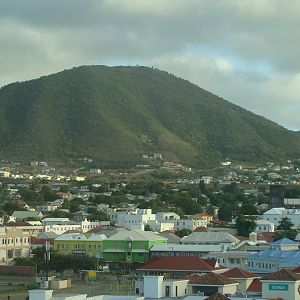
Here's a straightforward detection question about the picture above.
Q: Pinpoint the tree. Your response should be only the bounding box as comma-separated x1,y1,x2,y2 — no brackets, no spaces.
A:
236,214,256,237
175,229,192,238
199,181,206,194
274,230,297,241
277,217,293,230
144,224,152,231
218,203,233,221
239,202,258,215
3,201,24,215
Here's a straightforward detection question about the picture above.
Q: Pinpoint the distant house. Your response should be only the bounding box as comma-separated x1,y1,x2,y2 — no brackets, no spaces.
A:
180,232,239,249
136,256,225,277
247,250,300,273
12,211,43,222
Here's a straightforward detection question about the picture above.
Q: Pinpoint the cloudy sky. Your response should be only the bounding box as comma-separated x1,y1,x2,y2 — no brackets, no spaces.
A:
1,0,299,130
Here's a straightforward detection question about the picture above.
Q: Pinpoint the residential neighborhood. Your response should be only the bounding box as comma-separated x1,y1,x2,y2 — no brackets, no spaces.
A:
0,158,299,299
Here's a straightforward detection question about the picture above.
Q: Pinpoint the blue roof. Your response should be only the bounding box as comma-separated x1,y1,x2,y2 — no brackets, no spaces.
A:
248,250,300,268
271,238,299,245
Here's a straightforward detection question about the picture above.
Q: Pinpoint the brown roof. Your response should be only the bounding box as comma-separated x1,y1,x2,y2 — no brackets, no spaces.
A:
262,269,300,281
137,256,221,272
222,267,256,279
31,236,54,245
187,272,236,285
257,232,275,243
246,278,262,293
292,266,300,273
194,226,208,232
7,221,32,226
204,292,231,300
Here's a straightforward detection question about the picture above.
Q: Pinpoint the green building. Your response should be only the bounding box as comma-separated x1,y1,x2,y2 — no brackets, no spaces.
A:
103,229,167,264
54,233,107,258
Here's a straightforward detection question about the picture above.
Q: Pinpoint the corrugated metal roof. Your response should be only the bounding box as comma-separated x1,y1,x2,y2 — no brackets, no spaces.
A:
107,229,167,241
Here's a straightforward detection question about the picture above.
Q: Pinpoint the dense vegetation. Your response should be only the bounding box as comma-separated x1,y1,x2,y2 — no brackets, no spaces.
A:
0,65,300,166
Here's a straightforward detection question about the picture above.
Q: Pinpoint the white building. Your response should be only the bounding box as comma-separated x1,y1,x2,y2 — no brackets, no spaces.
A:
42,218,110,234
172,219,207,231
108,209,156,230
36,204,58,213
262,207,300,229
146,220,175,232
255,219,275,233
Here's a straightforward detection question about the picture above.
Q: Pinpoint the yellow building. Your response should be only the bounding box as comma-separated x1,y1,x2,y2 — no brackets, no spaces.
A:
54,233,106,258
0,226,30,265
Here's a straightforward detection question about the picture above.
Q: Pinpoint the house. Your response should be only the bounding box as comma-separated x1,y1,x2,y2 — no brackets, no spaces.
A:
150,244,224,259
6,221,43,235
209,251,254,269
262,207,300,229
270,238,299,251
136,256,225,278
36,204,58,213
221,267,259,293
261,269,300,300
31,236,54,250
181,232,239,249
158,231,180,244
193,213,213,223
54,232,107,258
246,250,300,274
103,229,167,265
12,211,43,221
186,272,239,297
173,218,207,231
0,226,30,265
255,219,275,233
136,275,189,298
107,208,156,230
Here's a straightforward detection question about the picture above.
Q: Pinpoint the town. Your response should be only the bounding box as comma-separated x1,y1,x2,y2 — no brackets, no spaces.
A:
0,158,299,300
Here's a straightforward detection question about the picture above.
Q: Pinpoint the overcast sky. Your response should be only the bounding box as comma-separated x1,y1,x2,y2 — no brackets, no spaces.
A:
1,0,299,130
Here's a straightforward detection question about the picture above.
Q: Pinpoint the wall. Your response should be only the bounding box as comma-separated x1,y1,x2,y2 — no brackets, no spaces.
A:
262,281,298,300
144,276,164,298
219,283,238,296
49,279,70,289
0,265,35,276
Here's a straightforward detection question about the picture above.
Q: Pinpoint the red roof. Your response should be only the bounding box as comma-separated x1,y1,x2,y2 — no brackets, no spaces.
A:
222,267,256,279
257,232,275,243
247,278,262,293
138,256,221,272
31,236,54,245
194,226,208,232
193,213,213,217
187,272,236,285
7,222,32,226
262,269,300,281
292,266,300,273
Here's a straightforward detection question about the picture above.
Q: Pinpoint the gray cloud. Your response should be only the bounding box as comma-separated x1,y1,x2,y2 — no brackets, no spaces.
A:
0,0,299,129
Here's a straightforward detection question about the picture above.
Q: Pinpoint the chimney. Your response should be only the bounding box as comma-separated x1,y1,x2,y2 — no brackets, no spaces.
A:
249,232,257,243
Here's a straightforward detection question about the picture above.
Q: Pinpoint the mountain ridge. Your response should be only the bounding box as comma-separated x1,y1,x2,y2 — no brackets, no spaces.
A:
0,65,299,166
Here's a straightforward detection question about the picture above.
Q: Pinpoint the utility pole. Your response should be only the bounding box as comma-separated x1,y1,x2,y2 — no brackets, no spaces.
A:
44,241,51,287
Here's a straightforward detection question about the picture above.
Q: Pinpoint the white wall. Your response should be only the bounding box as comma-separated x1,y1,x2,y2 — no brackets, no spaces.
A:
262,281,298,300
144,276,164,298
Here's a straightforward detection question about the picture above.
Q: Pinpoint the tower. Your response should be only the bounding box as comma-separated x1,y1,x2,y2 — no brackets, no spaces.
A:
269,184,284,208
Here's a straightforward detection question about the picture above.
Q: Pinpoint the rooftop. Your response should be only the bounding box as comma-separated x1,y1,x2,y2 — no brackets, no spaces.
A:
262,269,300,281
187,272,236,286
222,267,256,279
246,278,262,293
137,256,223,272
107,229,167,241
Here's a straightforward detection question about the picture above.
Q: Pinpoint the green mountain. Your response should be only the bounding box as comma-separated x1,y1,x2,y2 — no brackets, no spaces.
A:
0,65,299,166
